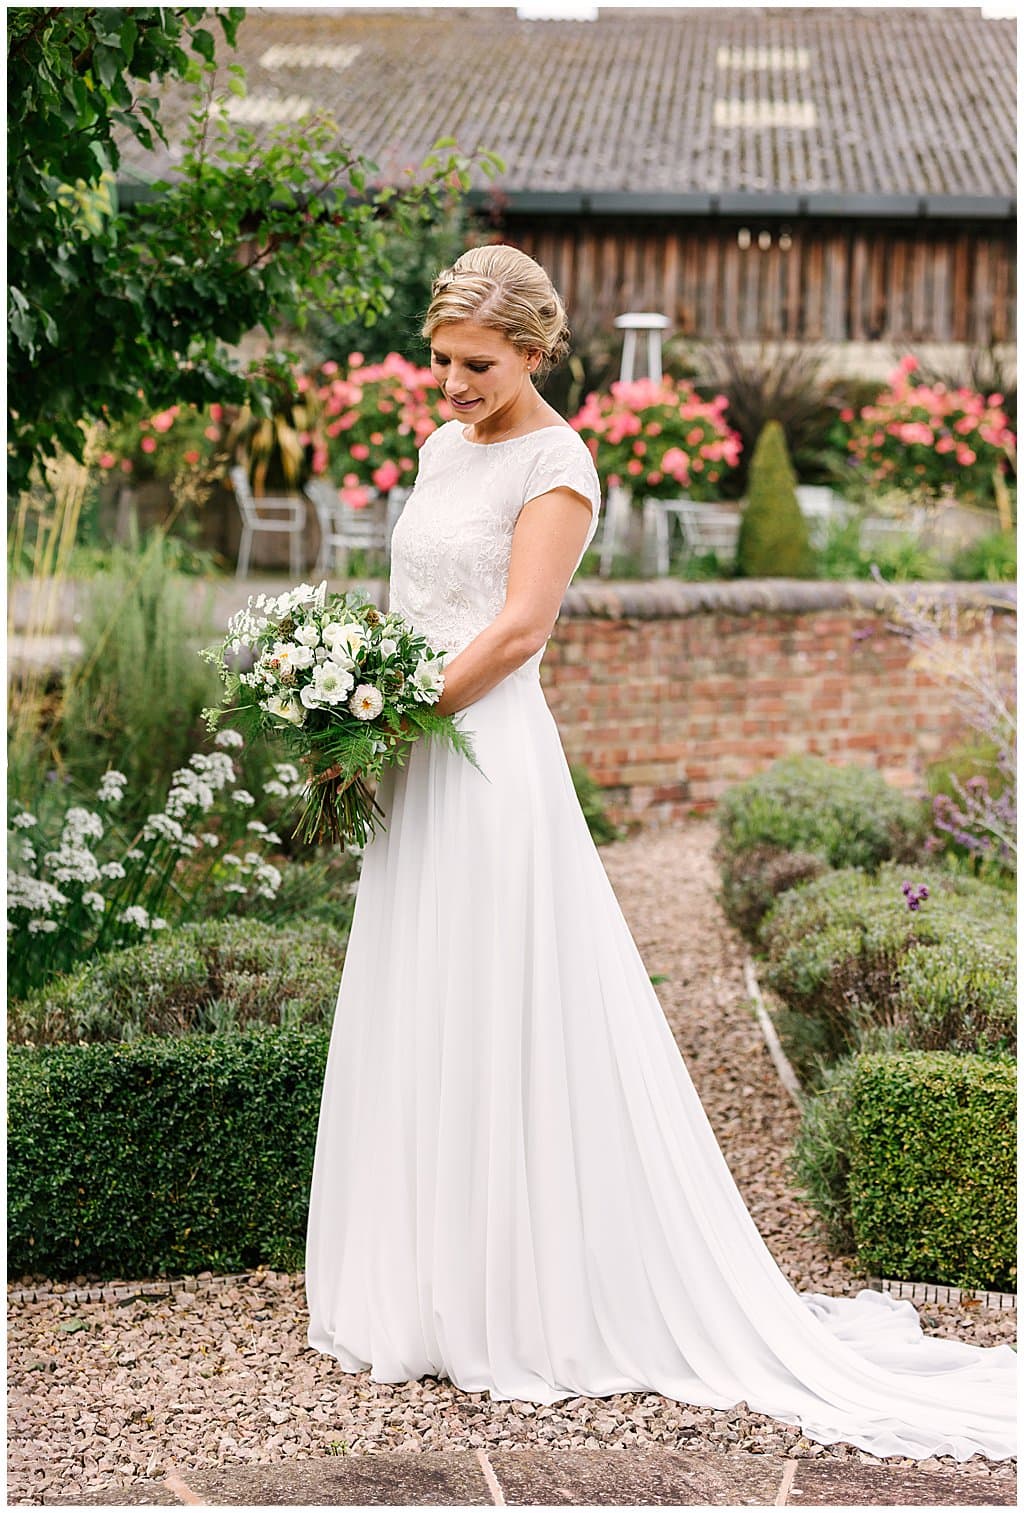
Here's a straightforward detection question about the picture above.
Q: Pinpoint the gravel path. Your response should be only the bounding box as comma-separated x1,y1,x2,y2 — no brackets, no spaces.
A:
7,820,1016,1503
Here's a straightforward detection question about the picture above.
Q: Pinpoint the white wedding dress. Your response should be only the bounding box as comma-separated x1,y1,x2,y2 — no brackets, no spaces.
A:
304,418,1016,1462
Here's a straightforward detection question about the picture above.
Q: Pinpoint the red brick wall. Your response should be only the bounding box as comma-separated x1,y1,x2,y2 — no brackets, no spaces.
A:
540,580,1016,825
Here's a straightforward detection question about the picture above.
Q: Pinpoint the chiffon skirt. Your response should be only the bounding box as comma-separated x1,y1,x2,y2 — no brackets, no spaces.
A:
304,668,1017,1463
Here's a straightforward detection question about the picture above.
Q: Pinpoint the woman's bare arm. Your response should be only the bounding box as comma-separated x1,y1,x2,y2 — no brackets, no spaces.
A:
431,486,593,717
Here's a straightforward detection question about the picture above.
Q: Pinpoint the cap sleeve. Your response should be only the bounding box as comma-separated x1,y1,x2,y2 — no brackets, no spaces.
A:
521,433,602,526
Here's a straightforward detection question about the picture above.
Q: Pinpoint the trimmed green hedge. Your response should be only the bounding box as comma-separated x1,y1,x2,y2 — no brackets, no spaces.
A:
793,1051,1017,1292
8,1027,330,1282
713,755,929,938
759,860,1016,1086
8,917,348,1047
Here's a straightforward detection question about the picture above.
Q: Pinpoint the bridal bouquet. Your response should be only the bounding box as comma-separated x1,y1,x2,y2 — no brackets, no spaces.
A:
199,580,478,847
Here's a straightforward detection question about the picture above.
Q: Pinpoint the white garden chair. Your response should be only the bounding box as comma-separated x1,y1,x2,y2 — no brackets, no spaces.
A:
598,484,635,576
796,485,851,548
304,480,413,577
859,506,931,549
230,465,307,579
647,498,742,574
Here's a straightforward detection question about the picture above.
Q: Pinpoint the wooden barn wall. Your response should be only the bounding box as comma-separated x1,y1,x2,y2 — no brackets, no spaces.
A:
505,218,1016,346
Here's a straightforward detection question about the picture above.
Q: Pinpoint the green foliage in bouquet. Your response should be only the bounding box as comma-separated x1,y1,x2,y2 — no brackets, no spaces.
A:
736,420,816,578
200,581,480,847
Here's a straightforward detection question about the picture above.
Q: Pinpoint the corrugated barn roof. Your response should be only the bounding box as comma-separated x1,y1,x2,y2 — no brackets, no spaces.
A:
116,6,1017,207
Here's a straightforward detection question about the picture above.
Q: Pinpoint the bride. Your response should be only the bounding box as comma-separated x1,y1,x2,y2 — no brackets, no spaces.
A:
304,243,1016,1464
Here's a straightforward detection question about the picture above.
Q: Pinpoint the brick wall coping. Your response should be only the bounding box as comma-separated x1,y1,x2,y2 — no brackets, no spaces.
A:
558,578,1017,622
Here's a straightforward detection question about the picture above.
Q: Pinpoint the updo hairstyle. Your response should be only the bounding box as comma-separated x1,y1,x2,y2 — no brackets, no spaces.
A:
421,243,572,382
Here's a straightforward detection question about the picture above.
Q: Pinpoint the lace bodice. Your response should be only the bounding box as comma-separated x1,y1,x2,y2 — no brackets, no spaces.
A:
388,420,601,678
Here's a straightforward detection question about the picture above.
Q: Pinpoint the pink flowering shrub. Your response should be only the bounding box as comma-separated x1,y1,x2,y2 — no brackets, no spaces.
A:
568,377,742,502
831,356,1016,504
94,403,227,482
314,352,446,508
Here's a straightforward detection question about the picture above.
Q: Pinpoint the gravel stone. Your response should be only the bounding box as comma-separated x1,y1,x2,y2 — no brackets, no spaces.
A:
7,820,1015,1502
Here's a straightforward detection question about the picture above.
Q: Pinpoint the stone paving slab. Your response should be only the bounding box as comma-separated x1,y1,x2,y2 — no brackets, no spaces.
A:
788,1458,1016,1505
489,1447,782,1504
38,1449,1018,1507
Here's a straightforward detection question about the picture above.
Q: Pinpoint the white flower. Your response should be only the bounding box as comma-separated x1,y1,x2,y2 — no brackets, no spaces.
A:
62,807,104,844
378,637,398,659
231,790,256,806
141,814,185,843
100,861,126,880
274,762,300,784
322,621,367,664
27,918,59,934
151,917,168,930
308,660,355,707
262,693,305,727
350,684,384,721
187,751,236,785
7,872,69,914
43,845,102,885
213,729,245,749
11,812,37,829
96,770,127,803
270,639,315,673
294,622,321,648
82,891,106,914
410,658,445,703
117,905,150,929
201,832,221,846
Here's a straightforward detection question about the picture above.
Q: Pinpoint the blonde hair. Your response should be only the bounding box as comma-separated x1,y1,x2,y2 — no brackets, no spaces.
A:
421,243,572,380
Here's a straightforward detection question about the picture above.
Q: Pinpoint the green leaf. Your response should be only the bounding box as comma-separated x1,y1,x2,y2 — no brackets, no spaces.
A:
93,44,119,90
190,28,216,64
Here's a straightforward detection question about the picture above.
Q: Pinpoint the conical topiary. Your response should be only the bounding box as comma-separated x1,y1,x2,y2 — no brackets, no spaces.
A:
735,419,816,578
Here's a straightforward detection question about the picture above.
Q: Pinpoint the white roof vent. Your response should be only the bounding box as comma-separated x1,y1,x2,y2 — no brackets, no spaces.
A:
259,44,363,70
713,100,818,129
225,94,315,124
716,46,812,70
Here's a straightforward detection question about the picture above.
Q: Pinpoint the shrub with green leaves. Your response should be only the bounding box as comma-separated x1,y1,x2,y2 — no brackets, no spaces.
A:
570,763,624,846
951,529,1016,585
8,916,349,1047
760,860,1016,1086
8,1026,330,1281
793,1051,1016,1292
713,754,930,938
735,419,816,578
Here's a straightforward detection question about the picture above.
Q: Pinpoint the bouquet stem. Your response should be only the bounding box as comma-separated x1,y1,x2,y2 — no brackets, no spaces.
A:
295,762,387,848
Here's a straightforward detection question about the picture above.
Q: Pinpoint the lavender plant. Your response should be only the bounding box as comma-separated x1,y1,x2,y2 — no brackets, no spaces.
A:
877,569,1016,878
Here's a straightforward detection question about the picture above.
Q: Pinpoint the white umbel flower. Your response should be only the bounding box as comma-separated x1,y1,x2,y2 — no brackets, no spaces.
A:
349,684,384,721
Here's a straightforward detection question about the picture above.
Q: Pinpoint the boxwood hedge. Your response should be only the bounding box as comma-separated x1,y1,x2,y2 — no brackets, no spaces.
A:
792,1050,1016,1292
8,1026,330,1282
